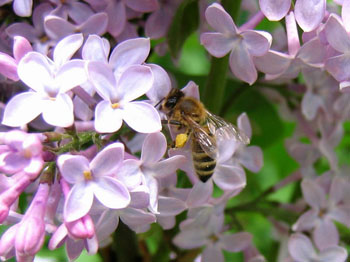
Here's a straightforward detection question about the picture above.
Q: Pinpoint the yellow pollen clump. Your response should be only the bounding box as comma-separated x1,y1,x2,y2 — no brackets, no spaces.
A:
83,170,93,180
23,149,32,158
111,103,120,109
49,97,56,101
175,133,188,148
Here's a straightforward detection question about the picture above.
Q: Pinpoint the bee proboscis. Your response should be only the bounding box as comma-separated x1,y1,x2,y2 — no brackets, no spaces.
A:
159,88,250,182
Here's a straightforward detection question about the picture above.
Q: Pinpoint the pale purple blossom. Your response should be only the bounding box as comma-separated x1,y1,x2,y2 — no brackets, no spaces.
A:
57,142,130,222
2,33,87,128
200,3,272,85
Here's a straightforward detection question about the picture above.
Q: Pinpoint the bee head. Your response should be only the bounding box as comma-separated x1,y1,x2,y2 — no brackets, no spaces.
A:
158,88,184,113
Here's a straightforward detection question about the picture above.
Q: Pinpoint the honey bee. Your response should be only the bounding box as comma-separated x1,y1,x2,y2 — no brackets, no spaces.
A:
158,88,250,182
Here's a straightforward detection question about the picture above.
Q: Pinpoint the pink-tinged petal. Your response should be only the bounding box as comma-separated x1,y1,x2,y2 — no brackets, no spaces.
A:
205,3,237,35
123,102,161,133
259,0,291,21
145,8,172,39
318,246,348,262
237,146,263,173
48,224,67,250
82,35,109,62
146,64,172,102
119,208,156,230
116,159,142,190
253,50,292,75
13,0,32,17
241,30,272,56
301,91,323,120
214,164,246,191
292,209,318,231
202,245,224,262
288,233,316,261
64,183,94,222
125,0,158,12
141,132,166,163
109,38,150,72
0,53,18,81
237,113,252,139
145,175,159,213
53,33,83,67
90,142,124,177
13,36,32,62
94,101,123,133
79,12,108,36
301,178,326,209
57,60,87,93
220,232,252,252
2,92,42,127
295,0,325,32
182,81,200,99
186,180,213,208
93,177,130,209
285,11,300,56
152,156,185,179
229,45,257,85
57,155,89,184
324,14,350,53
342,0,350,32
328,205,350,227
325,54,350,82
6,23,37,42
66,238,84,261
313,219,339,251
17,52,52,93
44,15,76,40
200,33,234,58
173,229,208,249
42,93,74,127
117,65,153,102
297,38,326,66
157,196,186,216
106,0,126,37
87,61,117,101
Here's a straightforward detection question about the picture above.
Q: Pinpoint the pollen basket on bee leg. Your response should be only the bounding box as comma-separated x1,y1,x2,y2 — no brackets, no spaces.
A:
175,133,188,148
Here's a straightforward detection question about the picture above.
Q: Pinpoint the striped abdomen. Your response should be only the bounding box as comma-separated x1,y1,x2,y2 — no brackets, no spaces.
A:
191,139,216,182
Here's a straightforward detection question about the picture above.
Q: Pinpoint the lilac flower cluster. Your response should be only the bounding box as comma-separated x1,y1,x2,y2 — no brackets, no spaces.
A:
0,0,349,261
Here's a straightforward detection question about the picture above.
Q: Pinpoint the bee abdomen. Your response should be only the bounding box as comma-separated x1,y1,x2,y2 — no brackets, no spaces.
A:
192,150,216,182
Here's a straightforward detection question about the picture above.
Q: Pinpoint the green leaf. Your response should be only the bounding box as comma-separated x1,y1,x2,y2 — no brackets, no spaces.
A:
167,0,199,58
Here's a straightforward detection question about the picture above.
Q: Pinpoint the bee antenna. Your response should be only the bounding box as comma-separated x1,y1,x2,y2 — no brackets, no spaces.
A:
155,97,164,108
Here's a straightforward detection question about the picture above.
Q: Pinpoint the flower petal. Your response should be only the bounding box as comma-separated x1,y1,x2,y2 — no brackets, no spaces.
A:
123,101,161,133
202,245,224,262
56,60,87,93
205,3,237,35
57,154,89,184
79,12,108,36
93,177,130,209
119,208,156,230
254,50,292,75
116,159,142,190
13,0,32,17
241,30,272,56
324,14,350,53
146,63,172,102
157,196,186,217
259,0,291,21
117,65,153,102
64,183,94,222
288,233,316,261
141,132,166,163
53,33,83,67
109,38,150,73
313,219,339,251
229,44,257,85
220,232,252,252
2,92,42,127
213,164,246,192
318,246,348,262
42,93,74,127
87,61,117,101
90,142,124,177
17,52,52,93
82,34,109,62
325,54,350,82
94,101,123,133
200,32,234,58
295,0,325,32
152,156,185,179
301,178,326,209
237,146,263,173
186,180,213,208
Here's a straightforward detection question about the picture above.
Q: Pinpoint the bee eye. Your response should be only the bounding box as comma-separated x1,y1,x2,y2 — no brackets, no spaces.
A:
165,97,177,108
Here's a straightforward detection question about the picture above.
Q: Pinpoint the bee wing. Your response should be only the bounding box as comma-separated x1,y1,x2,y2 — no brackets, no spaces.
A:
182,115,217,159
206,111,250,145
